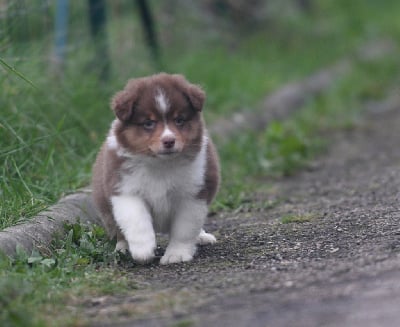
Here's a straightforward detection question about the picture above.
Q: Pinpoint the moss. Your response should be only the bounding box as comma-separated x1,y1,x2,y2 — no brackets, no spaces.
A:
281,213,317,224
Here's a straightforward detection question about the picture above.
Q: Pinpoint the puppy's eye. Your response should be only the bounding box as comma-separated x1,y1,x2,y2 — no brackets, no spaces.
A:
175,117,185,127
142,119,156,130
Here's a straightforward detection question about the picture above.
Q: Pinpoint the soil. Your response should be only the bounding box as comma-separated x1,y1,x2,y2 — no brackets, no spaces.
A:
89,99,400,327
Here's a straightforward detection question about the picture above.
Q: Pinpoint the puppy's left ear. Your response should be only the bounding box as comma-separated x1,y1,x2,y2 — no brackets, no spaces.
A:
186,84,206,112
172,74,206,111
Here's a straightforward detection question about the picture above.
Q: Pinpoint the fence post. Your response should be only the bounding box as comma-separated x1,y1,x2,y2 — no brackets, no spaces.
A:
88,0,110,80
53,0,69,74
135,0,162,69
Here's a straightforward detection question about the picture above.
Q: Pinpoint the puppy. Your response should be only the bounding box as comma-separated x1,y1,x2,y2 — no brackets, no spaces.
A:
91,73,220,265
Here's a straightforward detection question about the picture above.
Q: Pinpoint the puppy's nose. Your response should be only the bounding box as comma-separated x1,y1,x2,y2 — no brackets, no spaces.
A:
162,137,175,149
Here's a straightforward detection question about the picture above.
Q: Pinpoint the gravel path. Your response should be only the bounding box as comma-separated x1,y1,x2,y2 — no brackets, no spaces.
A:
88,97,400,327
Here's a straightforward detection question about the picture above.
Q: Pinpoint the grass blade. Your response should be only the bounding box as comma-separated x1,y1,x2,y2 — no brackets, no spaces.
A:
0,57,37,89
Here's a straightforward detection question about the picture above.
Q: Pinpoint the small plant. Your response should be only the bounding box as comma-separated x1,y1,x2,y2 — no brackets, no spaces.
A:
172,320,194,327
281,213,316,224
261,121,316,176
52,221,118,266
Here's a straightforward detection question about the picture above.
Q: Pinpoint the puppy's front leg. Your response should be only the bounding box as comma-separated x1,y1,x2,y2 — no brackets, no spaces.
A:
160,199,207,265
111,195,156,263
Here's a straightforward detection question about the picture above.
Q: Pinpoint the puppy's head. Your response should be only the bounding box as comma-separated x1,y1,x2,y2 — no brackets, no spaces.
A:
111,73,205,158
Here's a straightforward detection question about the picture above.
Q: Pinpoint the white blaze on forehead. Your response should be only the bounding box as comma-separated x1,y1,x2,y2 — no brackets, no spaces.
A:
154,88,170,114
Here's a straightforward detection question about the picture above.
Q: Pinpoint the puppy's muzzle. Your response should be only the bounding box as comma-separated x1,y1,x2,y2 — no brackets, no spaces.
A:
162,136,176,150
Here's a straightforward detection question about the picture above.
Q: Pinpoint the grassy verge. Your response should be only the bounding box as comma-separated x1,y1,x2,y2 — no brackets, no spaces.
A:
0,223,134,326
1,1,400,326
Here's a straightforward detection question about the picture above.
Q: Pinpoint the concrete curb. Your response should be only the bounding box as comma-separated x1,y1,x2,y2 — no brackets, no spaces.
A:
0,192,101,256
0,40,395,257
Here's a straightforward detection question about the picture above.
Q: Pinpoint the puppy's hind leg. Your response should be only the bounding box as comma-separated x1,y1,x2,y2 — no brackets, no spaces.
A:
115,229,129,253
197,229,217,245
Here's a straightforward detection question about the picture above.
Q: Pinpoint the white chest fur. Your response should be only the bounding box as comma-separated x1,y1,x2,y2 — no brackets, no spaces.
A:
114,135,208,232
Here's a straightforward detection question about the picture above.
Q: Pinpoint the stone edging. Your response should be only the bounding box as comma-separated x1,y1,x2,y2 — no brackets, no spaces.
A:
0,192,101,256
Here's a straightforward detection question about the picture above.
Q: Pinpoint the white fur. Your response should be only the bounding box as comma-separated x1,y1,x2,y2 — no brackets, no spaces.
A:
106,120,119,150
197,229,217,245
160,199,208,264
116,134,208,205
105,122,137,159
161,125,175,139
111,195,156,262
154,88,170,114
107,135,118,150
112,134,213,264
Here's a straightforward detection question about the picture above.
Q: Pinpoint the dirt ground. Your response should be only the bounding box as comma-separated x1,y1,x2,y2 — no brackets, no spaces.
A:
89,99,400,327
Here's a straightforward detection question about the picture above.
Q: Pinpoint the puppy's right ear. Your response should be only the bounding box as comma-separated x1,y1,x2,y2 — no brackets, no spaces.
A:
111,79,143,121
111,91,135,122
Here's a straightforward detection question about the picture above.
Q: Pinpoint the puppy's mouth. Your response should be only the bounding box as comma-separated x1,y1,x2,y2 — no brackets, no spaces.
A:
149,142,184,158
155,149,181,158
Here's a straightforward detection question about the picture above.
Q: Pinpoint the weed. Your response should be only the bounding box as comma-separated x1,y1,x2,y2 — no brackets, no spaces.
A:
171,320,195,327
261,121,317,176
281,214,316,224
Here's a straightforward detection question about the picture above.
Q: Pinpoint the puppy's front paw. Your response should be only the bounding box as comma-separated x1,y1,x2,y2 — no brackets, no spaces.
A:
128,242,156,263
160,244,196,265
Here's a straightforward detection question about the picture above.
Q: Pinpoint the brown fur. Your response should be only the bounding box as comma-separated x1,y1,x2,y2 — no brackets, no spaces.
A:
197,139,220,204
91,144,123,236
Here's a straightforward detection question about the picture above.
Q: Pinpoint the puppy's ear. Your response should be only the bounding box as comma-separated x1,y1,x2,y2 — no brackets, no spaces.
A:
186,84,206,112
172,74,206,111
111,91,134,121
111,79,143,121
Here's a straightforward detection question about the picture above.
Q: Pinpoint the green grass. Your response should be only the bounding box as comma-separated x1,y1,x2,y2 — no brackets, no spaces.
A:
1,1,400,326
0,75,113,228
215,54,400,209
0,222,134,327
281,213,317,224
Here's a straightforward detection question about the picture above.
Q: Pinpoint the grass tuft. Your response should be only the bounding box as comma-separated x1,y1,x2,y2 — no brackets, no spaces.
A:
281,214,317,224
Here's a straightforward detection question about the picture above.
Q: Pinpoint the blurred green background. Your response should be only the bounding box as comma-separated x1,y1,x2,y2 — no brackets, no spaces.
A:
1,0,400,229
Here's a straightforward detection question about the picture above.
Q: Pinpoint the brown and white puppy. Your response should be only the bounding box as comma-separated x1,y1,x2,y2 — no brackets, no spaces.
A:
92,73,220,264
